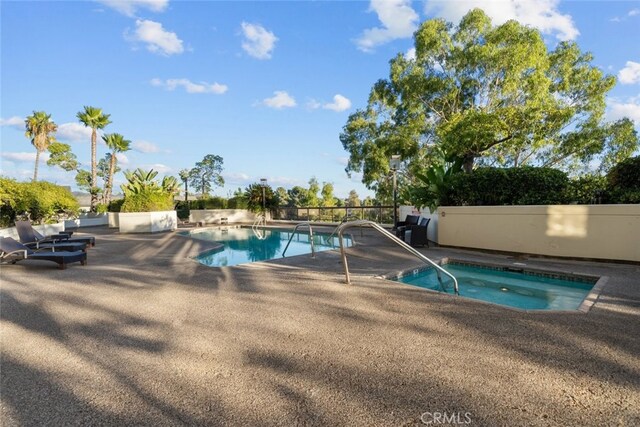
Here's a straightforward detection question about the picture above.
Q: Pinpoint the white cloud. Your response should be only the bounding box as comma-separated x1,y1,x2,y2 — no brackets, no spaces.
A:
240,22,278,59
355,0,420,52
607,96,640,125
260,91,297,109
618,61,640,85
146,163,172,173
424,0,579,41
405,47,416,61
629,8,640,17
323,94,352,112
223,172,252,185
1,152,49,162
116,153,130,165
150,78,228,94
57,122,94,142
306,99,322,110
133,140,160,153
130,19,183,56
98,0,168,17
0,116,24,129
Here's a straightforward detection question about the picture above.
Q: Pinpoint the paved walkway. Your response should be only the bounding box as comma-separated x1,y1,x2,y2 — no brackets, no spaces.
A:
1,226,639,426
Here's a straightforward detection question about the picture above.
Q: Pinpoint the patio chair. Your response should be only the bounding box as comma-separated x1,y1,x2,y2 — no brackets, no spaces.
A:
0,237,87,269
15,220,95,247
395,214,420,239
404,217,430,247
23,239,87,253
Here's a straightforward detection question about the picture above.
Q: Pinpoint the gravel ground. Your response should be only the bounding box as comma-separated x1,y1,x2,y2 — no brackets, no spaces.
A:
1,225,639,426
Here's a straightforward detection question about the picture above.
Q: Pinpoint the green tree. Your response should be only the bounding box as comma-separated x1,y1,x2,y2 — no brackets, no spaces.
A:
75,169,92,193
287,186,308,207
245,183,277,213
25,111,57,181
178,169,191,202
341,9,638,194
274,186,289,206
321,182,336,207
346,190,361,207
77,106,111,211
189,154,224,197
102,133,131,205
307,177,321,207
46,141,78,172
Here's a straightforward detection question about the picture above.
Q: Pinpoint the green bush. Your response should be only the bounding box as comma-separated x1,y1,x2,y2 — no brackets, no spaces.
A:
120,191,174,213
607,156,640,203
227,196,248,209
446,167,569,206
565,174,608,204
0,177,79,226
203,196,226,209
175,200,190,220
107,198,125,212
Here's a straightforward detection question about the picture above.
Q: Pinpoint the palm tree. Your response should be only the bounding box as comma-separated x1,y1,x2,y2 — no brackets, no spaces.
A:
77,106,111,211
102,133,131,205
178,169,191,202
25,111,57,181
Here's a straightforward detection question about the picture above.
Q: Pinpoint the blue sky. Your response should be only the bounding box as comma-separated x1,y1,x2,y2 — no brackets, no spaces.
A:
1,0,639,199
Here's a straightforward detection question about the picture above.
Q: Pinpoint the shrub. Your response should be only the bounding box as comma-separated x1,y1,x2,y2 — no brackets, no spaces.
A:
175,200,190,220
203,196,226,209
227,196,248,209
120,191,174,213
446,167,569,206
607,156,640,203
565,174,608,204
107,198,125,212
0,177,79,226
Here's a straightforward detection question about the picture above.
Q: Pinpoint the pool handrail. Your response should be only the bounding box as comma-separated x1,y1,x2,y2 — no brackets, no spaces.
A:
282,222,316,258
337,220,459,295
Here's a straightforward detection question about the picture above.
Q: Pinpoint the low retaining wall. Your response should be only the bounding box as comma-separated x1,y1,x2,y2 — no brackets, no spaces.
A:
65,214,108,229
118,211,178,233
437,204,640,262
189,209,261,224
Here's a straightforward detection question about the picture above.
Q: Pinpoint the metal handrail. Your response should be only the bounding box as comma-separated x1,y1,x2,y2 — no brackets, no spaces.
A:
251,214,267,240
282,222,315,258
337,220,459,295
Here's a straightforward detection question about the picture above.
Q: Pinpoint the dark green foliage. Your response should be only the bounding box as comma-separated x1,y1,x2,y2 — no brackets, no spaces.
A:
120,191,174,213
447,167,569,206
107,198,124,212
227,196,248,209
565,175,609,204
245,183,277,213
204,196,226,209
0,177,79,226
607,155,640,203
174,201,190,220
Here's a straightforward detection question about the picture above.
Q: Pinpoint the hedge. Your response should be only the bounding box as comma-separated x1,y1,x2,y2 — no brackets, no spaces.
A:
606,155,640,203
120,191,174,213
0,178,79,226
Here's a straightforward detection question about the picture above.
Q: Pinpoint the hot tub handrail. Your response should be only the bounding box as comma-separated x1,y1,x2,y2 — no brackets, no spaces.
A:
282,222,315,258
337,220,459,295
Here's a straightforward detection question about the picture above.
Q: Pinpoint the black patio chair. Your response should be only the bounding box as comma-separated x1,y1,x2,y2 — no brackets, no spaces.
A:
395,214,420,239
404,217,430,247
0,237,87,269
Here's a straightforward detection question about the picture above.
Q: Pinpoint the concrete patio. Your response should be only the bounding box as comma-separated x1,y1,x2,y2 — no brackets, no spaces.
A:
1,226,639,426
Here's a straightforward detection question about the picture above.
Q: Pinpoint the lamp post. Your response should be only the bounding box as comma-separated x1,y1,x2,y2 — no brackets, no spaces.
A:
390,155,401,229
260,178,267,217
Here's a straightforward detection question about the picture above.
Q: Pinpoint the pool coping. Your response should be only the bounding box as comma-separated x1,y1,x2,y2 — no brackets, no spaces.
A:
377,257,608,314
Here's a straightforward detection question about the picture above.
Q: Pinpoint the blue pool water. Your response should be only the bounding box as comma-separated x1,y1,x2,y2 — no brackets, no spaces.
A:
392,263,596,310
186,227,351,267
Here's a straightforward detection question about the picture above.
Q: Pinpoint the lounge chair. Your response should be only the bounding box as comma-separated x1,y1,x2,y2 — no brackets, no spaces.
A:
0,237,87,269
15,220,95,247
403,217,430,247
23,239,87,252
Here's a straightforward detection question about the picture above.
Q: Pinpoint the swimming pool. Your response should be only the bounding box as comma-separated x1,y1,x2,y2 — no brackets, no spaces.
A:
389,261,600,311
185,227,351,267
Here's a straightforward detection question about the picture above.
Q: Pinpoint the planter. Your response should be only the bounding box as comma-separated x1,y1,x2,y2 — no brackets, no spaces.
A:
189,209,262,224
65,213,108,229
108,212,119,228
117,211,177,233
